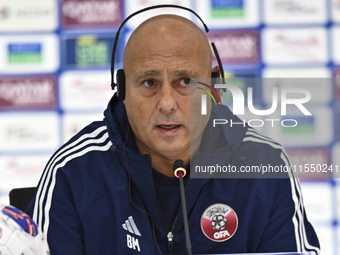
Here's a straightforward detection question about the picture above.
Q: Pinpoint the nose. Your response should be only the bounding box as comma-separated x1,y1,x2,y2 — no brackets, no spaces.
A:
157,82,178,114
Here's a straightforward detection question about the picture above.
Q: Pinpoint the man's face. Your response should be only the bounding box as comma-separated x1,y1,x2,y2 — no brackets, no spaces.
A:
123,21,211,162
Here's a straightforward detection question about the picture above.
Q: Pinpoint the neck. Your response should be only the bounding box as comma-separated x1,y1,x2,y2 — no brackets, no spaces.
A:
136,141,201,177
151,154,190,177
136,137,202,177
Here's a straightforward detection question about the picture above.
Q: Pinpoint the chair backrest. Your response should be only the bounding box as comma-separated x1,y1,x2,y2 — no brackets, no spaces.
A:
9,187,36,211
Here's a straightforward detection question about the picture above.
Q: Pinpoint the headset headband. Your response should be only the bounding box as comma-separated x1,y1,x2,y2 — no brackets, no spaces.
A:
110,4,225,90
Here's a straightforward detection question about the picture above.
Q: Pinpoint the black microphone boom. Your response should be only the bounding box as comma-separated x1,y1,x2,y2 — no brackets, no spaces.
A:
173,159,192,255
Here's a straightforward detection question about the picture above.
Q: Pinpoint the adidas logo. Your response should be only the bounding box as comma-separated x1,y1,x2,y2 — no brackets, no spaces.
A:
122,216,141,236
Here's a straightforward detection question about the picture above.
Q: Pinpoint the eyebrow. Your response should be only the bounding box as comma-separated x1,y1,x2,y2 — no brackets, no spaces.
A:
133,69,201,83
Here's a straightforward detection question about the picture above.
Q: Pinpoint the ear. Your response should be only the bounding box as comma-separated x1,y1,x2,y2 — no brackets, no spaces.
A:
211,65,220,74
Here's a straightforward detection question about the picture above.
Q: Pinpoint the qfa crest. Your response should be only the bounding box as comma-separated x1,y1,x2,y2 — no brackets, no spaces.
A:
200,203,238,242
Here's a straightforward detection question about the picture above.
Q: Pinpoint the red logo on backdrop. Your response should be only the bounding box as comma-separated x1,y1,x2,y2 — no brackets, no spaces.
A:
61,0,122,28
207,30,259,64
0,76,57,110
201,203,238,242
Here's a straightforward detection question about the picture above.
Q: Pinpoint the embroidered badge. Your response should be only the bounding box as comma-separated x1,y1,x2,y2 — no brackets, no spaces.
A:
201,203,238,242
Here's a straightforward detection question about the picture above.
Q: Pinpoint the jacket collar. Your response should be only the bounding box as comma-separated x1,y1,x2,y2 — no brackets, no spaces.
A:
103,94,247,232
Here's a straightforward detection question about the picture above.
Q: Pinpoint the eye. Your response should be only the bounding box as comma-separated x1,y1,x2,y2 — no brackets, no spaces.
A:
178,77,191,86
142,80,156,87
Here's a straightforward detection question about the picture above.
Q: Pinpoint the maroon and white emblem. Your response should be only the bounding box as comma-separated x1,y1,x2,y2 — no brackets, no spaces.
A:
201,203,238,242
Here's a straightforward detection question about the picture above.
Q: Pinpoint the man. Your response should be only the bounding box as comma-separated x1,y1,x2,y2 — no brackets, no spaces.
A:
26,14,320,254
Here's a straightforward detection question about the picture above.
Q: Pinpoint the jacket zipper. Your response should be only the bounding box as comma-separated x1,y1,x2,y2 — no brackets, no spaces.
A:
149,162,192,254
167,231,174,251
148,162,172,255
167,178,192,254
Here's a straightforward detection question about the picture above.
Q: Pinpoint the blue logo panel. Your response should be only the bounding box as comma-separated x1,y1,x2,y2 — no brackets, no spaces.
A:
62,34,116,69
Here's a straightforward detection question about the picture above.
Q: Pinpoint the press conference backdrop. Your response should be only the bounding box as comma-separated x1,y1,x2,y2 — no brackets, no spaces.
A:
0,0,338,253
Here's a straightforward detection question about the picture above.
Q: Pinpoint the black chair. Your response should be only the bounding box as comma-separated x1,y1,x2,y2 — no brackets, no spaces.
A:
9,187,36,211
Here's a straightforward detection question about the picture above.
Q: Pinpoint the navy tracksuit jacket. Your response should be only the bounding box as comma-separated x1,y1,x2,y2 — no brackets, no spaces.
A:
26,95,320,255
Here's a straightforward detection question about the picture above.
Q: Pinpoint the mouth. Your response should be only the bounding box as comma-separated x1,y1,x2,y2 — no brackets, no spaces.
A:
156,124,182,134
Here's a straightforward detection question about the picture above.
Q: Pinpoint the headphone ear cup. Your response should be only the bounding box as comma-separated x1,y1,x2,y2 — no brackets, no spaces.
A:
211,72,220,89
116,69,126,101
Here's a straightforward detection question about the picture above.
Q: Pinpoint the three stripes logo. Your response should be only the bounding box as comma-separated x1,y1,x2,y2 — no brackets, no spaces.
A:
123,216,142,252
122,216,141,236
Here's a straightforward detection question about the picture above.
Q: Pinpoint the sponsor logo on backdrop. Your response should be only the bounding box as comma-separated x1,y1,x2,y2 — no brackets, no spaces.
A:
275,0,318,14
2,157,46,175
273,0,317,14
0,0,57,31
210,0,244,18
264,0,327,25
122,0,191,29
7,43,42,64
0,34,59,74
0,76,57,110
208,30,259,64
124,0,191,29
1,7,52,20
197,0,259,28
62,0,122,28
276,34,317,48
263,28,328,64
0,114,59,151
63,34,114,68
60,71,112,110
0,155,48,179
0,155,49,195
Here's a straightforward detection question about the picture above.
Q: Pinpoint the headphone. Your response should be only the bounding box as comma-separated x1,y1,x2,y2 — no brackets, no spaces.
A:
110,4,225,101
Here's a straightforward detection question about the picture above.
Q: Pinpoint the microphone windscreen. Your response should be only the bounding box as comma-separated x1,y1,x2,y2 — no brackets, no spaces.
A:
173,159,186,171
